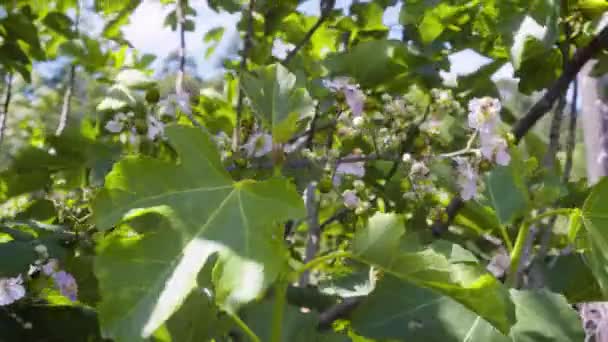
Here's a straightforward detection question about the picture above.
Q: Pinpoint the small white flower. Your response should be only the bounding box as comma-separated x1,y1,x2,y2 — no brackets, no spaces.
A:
243,133,273,158
0,275,26,306
342,190,360,209
352,116,365,127
147,115,165,140
455,158,478,201
402,153,412,163
409,161,429,178
271,38,295,60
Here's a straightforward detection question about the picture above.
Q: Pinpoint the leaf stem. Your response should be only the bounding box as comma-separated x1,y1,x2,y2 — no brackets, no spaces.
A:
498,225,514,252
295,251,353,277
228,311,261,342
506,208,573,287
270,280,288,342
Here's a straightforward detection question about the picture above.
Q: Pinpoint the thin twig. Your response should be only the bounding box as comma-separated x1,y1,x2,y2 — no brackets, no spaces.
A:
439,131,478,158
299,182,320,286
0,72,13,147
55,3,80,136
283,0,334,64
288,120,335,144
232,0,256,151
433,24,608,236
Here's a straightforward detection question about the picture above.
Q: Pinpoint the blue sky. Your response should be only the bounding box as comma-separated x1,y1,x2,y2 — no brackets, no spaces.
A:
120,0,497,81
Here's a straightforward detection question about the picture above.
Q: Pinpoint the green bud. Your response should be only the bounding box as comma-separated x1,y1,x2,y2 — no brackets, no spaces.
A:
319,177,333,193
145,87,160,104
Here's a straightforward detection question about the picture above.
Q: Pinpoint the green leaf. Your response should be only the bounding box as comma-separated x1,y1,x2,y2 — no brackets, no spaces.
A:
351,275,510,341
93,125,304,341
508,289,585,341
324,39,439,90
241,64,315,143
0,241,37,277
116,69,156,90
352,278,584,341
515,37,561,94
581,177,608,297
43,12,76,38
484,159,530,225
351,213,516,334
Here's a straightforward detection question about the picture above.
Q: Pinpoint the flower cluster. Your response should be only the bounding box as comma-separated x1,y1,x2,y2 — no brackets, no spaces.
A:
468,97,510,166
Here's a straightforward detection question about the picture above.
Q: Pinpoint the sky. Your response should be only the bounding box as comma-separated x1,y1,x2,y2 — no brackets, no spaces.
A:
120,0,497,81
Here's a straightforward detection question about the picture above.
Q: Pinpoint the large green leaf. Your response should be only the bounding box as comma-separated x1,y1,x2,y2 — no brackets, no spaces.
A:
351,213,516,334
241,63,315,143
241,299,349,342
581,177,608,297
351,275,510,341
508,289,585,342
93,125,305,341
352,278,584,341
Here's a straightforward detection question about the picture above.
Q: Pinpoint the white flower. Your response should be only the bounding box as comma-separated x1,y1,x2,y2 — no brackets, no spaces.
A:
342,190,360,209
272,38,295,59
147,115,165,140
402,153,412,163
243,133,273,158
409,161,429,178
456,158,478,201
352,116,365,127
468,97,501,135
0,275,25,306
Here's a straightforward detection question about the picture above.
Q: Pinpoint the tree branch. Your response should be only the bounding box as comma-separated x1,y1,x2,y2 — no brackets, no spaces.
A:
0,72,13,147
55,3,80,136
317,297,361,330
283,0,334,65
563,78,578,182
512,25,608,143
232,0,256,151
433,24,608,236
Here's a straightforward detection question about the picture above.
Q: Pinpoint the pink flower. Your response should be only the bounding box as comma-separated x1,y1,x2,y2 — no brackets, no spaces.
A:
0,275,25,306
243,133,273,158
42,259,59,276
480,135,511,166
468,97,501,135
52,271,78,302
342,190,360,209
456,158,478,201
325,78,366,117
